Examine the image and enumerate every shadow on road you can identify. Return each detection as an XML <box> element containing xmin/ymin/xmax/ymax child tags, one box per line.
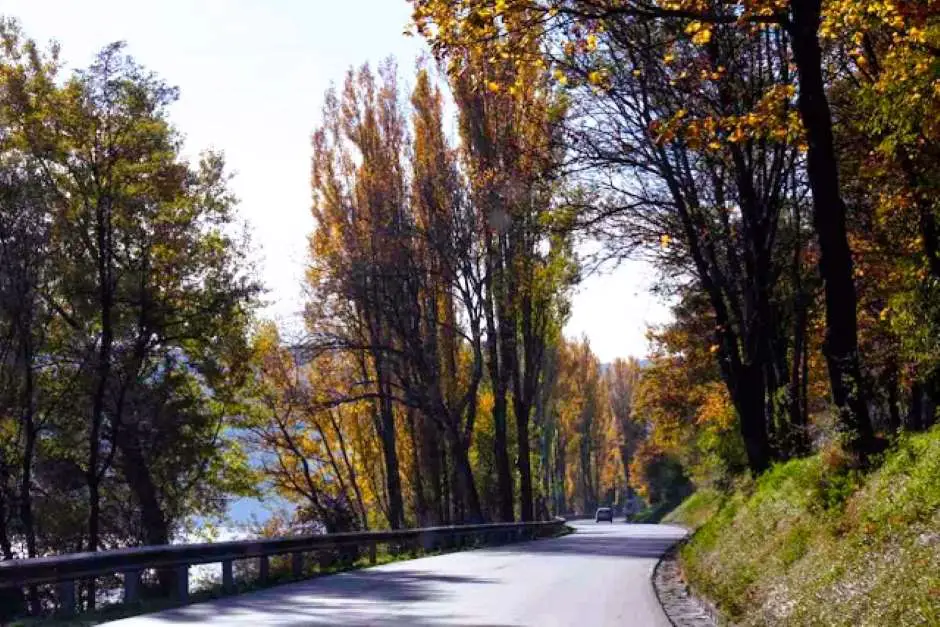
<box><xmin>122</xmin><ymin>524</ymin><xmax>684</xmax><ymax>626</ymax></box>
<box><xmin>137</xmin><ymin>569</ymin><xmax>510</xmax><ymax>626</ymax></box>
<box><xmin>487</xmin><ymin>524</ymin><xmax>686</xmax><ymax>559</ymax></box>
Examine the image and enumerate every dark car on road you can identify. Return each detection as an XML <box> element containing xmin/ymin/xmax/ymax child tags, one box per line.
<box><xmin>595</xmin><ymin>507</ymin><xmax>614</xmax><ymax>522</ymax></box>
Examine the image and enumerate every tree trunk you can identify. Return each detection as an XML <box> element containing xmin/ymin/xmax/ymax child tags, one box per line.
<box><xmin>513</xmin><ymin>292</ymin><xmax>539</xmax><ymax>523</ymax></box>
<box><xmin>789</xmin><ymin>0</ymin><xmax>876</xmax><ymax>459</ymax></box>
<box><xmin>886</xmin><ymin>363</ymin><xmax>902</xmax><ymax>433</ymax></box>
<box><xmin>514</xmin><ymin>394</ymin><xmax>534</xmax><ymax>522</ymax></box>
<box><xmin>380</xmin><ymin>390</ymin><xmax>404</xmax><ymax>530</ymax></box>
<box><xmin>733</xmin><ymin>363</ymin><xmax>773</xmax><ymax>473</ymax></box>
<box><xmin>86</xmin><ymin>196</ymin><xmax>116</xmax><ymax>610</ymax></box>
<box><xmin>19</xmin><ymin>328</ymin><xmax>40</xmax><ymax>614</ymax></box>
<box><xmin>923</xmin><ymin>370</ymin><xmax>940</xmax><ymax>429</ymax></box>
<box><xmin>406</xmin><ymin>409</ymin><xmax>428</xmax><ymax>526</ymax></box>
<box><xmin>907</xmin><ymin>382</ymin><xmax>924</xmax><ymax>431</ymax></box>
<box><xmin>485</xmin><ymin>239</ymin><xmax>514</xmax><ymax>522</ymax></box>
<box><xmin>788</xmin><ymin>297</ymin><xmax>810</xmax><ymax>452</ymax></box>
<box><xmin>439</xmin><ymin>445</ymin><xmax>450</xmax><ymax>525</ymax></box>
<box><xmin>119</xmin><ymin>429</ymin><xmax>177</xmax><ymax>595</ymax></box>
<box><xmin>448</xmin><ymin>428</ymin><xmax>483</xmax><ymax>523</ymax></box>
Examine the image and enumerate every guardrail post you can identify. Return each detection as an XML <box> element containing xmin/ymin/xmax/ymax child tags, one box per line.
<box><xmin>175</xmin><ymin>565</ymin><xmax>189</xmax><ymax>602</ymax></box>
<box><xmin>222</xmin><ymin>559</ymin><xmax>235</xmax><ymax>594</ymax></box>
<box><xmin>421</xmin><ymin>534</ymin><xmax>435</xmax><ymax>553</ymax></box>
<box><xmin>259</xmin><ymin>555</ymin><xmax>269</xmax><ymax>583</ymax></box>
<box><xmin>368</xmin><ymin>540</ymin><xmax>377</xmax><ymax>564</ymax></box>
<box><xmin>56</xmin><ymin>580</ymin><xmax>75</xmax><ymax>617</ymax></box>
<box><xmin>292</xmin><ymin>551</ymin><xmax>304</xmax><ymax>579</ymax></box>
<box><xmin>319</xmin><ymin>549</ymin><xmax>334</xmax><ymax>571</ymax></box>
<box><xmin>123</xmin><ymin>569</ymin><xmax>141</xmax><ymax>603</ymax></box>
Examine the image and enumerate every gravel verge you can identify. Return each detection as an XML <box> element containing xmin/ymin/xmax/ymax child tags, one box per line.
<box><xmin>653</xmin><ymin>542</ymin><xmax>721</xmax><ymax>626</ymax></box>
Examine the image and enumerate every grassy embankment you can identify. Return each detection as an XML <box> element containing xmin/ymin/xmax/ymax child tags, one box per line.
<box><xmin>664</xmin><ymin>425</ymin><xmax>940</xmax><ymax>626</ymax></box>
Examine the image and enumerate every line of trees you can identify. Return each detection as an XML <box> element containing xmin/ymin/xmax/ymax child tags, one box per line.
<box><xmin>0</xmin><ymin>19</ymin><xmax>639</xmax><ymax>613</ymax></box>
<box><xmin>412</xmin><ymin>0</ymin><xmax>940</xmax><ymax>486</ymax></box>
<box><xmin>240</xmin><ymin>59</ymin><xmax>637</xmax><ymax>533</ymax></box>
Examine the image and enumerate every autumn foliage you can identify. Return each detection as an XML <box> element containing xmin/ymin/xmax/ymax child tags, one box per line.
<box><xmin>2</xmin><ymin>0</ymin><xmax>940</xmax><ymax>618</ymax></box>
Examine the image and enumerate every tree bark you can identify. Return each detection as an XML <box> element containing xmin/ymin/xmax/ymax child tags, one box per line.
<box><xmin>379</xmin><ymin>380</ymin><xmax>404</xmax><ymax>529</ymax></box>
<box><xmin>514</xmin><ymin>394</ymin><xmax>534</xmax><ymax>522</ymax></box>
<box><xmin>86</xmin><ymin>196</ymin><xmax>115</xmax><ymax>610</ymax></box>
<box><xmin>734</xmin><ymin>364</ymin><xmax>773</xmax><ymax>473</ymax></box>
<box><xmin>448</xmin><ymin>427</ymin><xmax>484</xmax><ymax>523</ymax></box>
<box><xmin>485</xmin><ymin>237</ymin><xmax>514</xmax><ymax>522</ymax></box>
<box><xmin>906</xmin><ymin>382</ymin><xmax>924</xmax><ymax>431</ymax></box>
<box><xmin>788</xmin><ymin>0</ymin><xmax>877</xmax><ymax>458</ymax></box>
<box><xmin>17</xmin><ymin>321</ymin><xmax>40</xmax><ymax>614</ymax></box>
<box><xmin>118</xmin><ymin>428</ymin><xmax>179</xmax><ymax>595</ymax></box>
<box><xmin>885</xmin><ymin>362</ymin><xmax>901</xmax><ymax>433</ymax></box>
<box><xmin>406</xmin><ymin>408</ymin><xmax>428</xmax><ymax>525</ymax></box>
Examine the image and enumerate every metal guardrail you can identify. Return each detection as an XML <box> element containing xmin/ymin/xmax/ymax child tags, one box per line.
<box><xmin>0</xmin><ymin>517</ymin><xmax>566</xmax><ymax>617</ymax></box>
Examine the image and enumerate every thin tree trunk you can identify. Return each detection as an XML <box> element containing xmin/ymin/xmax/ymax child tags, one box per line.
<box><xmin>788</xmin><ymin>0</ymin><xmax>876</xmax><ymax>458</ymax></box>
<box><xmin>789</xmin><ymin>293</ymin><xmax>811</xmax><ymax>453</ymax></box>
<box><xmin>886</xmin><ymin>362</ymin><xmax>901</xmax><ymax>433</ymax></box>
<box><xmin>405</xmin><ymin>408</ymin><xmax>428</xmax><ymax>526</ymax></box>
<box><xmin>735</xmin><ymin>363</ymin><xmax>773</xmax><ymax>473</ymax></box>
<box><xmin>448</xmin><ymin>428</ymin><xmax>483</xmax><ymax>523</ymax></box>
<box><xmin>514</xmin><ymin>393</ymin><xmax>534</xmax><ymax>522</ymax></box>
<box><xmin>907</xmin><ymin>382</ymin><xmax>924</xmax><ymax>431</ymax></box>
<box><xmin>485</xmin><ymin>238</ymin><xmax>514</xmax><ymax>522</ymax></box>
<box><xmin>86</xmin><ymin>194</ymin><xmax>116</xmax><ymax>610</ymax></box>
<box><xmin>118</xmin><ymin>429</ymin><xmax>177</xmax><ymax>595</ymax></box>
<box><xmin>379</xmin><ymin>378</ymin><xmax>404</xmax><ymax>529</ymax></box>
<box><xmin>18</xmin><ymin>323</ymin><xmax>40</xmax><ymax>614</ymax></box>
<box><xmin>326</xmin><ymin>410</ymin><xmax>370</xmax><ymax>530</ymax></box>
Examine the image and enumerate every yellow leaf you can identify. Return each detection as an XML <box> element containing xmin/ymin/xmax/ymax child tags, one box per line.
<box><xmin>692</xmin><ymin>28</ymin><xmax>712</xmax><ymax>45</ymax></box>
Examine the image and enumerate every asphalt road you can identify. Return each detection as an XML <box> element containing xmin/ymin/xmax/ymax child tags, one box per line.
<box><xmin>105</xmin><ymin>521</ymin><xmax>688</xmax><ymax>627</ymax></box>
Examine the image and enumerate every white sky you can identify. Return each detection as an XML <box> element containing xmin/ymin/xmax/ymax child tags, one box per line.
<box><xmin>4</xmin><ymin>0</ymin><xmax>670</xmax><ymax>362</ymax></box>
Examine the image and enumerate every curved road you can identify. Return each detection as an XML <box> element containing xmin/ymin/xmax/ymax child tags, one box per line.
<box><xmin>106</xmin><ymin>521</ymin><xmax>687</xmax><ymax>627</ymax></box>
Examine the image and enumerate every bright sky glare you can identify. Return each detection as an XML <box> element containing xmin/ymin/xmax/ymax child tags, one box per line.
<box><xmin>5</xmin><ymin>0</ymin><xmax>671</xmax><ymax>363</ymax></box>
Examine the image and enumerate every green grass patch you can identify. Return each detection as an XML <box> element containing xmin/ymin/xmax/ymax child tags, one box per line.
<box><xmin>662</xmin><ymin>488</ymin><xmax>727</xmax><ymax>530</ymax></box>
<box><xmin>671</xmin><ymin>425</ymin><xmax>940</xmax><ymax>626</ymax></box>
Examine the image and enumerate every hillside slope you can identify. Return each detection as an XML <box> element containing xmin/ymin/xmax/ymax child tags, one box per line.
<box><xmin>665</xmin><ymin>426</ymin><xmax>940</xmax><ymax>626</ymax></box>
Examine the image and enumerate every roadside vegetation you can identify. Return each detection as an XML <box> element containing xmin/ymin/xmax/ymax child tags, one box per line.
<box><xmin>3</xmin><ymin>0</ymin><xmax>940</xmax><ymax>623</ymax></box>
<box><xmin>667</xmin><ymin>426</ymin><xmax>940</xmax><ymax>625</ymax></box>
